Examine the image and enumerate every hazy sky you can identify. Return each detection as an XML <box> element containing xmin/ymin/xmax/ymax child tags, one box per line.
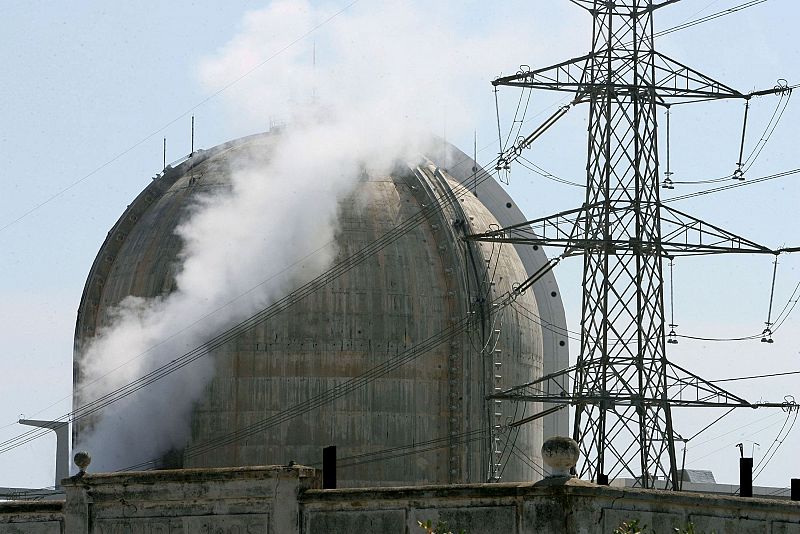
<box><xmin>1</xmin><ymin>0</ymin><xmax>798</xmax><ymax>490</ymax></box>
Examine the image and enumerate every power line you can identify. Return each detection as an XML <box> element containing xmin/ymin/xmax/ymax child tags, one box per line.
<box><xmin>675</xmin><ymin>333</ymin><xmax>761</xmax><ymax>342</ymax></box>
<box><xmin>728</xmin><ymin>408</ymin><xmax>796</xmax><ymax>495</ymax></box>
<box><xmin>673</xmin><ymin>279</ymin><xmax>800</xmax><ymax>342</ymax></box>
<box><xmin>332</xmin><ymin>429</ymin><xmax>488</xmax><ymax>470</ymax></box>
<box><xmin>497</xmin><ymin>2</ymin><xmax>781</xmax><ymax>197</ymax></box>
<box><xmin>742</xmin><ymin>90</ymin><xmax>792</xmax><ymax>171</ymax></box>
<box><xmin>1</xmin><ymin>142</ymin><xmax>470</xmax><ymax>432</ymax></box>
<box><xmin>669</xmin><ymin>87</ymin><xmax>789</xmax><ymax>185</ymax></box>
<box><xmin>509</xmin><ymin>442</ymin><xmax>549</xmax><ymax>479</ymax></box>
<box><xmin>664</xmin><ymin>168</ymin><xmax>800</xmax><ymax>203</ymax></box>
<box><xmin>117</xmin><ymin>250</ymin><xmax>566</xmax><ymax>471</ymax></box>
<box><xmin>753</xmin><ymin>410</ymin><xmax>798</xmax><ymax>481</ymax></box>
<box><xmin>483</xmin><ymin>0</ymin><xmax>799</xmax><ymax>490</ymax></box>
<box><xmin>517</xmin><ymin>156</ymin><xmax>584</xmax><ymax>188</ymax></box>
<box><xmin>511</xmin><ymin>300</ymin><xmax>581</xmax><ymax>342</ymax></box>
<box><xmin>8</xmin><ymin>0</ymin><xmax>781</xmax><ymax>477</ymax></box>
<box><xmin>689</xmin><ymin>412</ymin><xmax>780</xmax><ymax>449</ymax></box>
<box><xmin>0</xmin><ymin>0</ymin><xmax>362</xmax><ymax>235</ymax></box>
<box><xmin>687</xmin><ymin>417</ymin><xmax>784</xmax><ymax>464</ymax></box>
<box><xmin>711</xmin><ymin>369</ymin><xmax>800</xmax><ymax>383</ymax></box>
<box><xmin>653</xmin><ymin>0</ymin><xmax>768</xmax><ymax>39</ymax></box>
<box><xmin>176</xmin><ymin>318</ymin><xmax>475</xmax><ymax>464</ymax></box>
<box><xmin>0</xmin><ymin>148</ymin><xmax>533</xmax><ymax>457</ymax></box>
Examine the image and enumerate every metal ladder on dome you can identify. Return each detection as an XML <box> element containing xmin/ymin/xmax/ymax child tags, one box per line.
<box><xmin>490</xmin><ymin>337</ymin><xmax>504</xmax><ymax>482</ymax></box>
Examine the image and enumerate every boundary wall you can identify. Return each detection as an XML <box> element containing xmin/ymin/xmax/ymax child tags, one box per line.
<box><xmin>2</xmin><ymin>466</ymin><xmax>799</xmax><ymax>533</ymax></box>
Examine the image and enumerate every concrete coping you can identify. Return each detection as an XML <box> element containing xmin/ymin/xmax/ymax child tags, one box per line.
<box><xmin>532</xmin><ymin>476</ymin><xmax>596</xmax><ymax>488</ymax></box>
<box><xmin>301</xmin><ymin>479</ymin><xmax>800</xmax><ymax>513</ymax></box>
<box><xmin>61</xmin><ymin>464</ymin><xmax>317</xmax><ymax>487</ymax></box>
<box><xmin>302</xmin><ymin>480</ymin><xmax>595</xmax><ymax>501</ymax></box>
<box><xmin>0</xmin><ymin>501</ymin><xmax>64</xmax><ymax>512</ymax></box>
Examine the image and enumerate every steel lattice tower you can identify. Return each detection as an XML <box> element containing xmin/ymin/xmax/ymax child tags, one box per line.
<box><xmin>469</xmin><ymin>0</ymin><xmax>796</xmax><ymax>489</ymax></box>
<box><xmin>575</xmin><ymin>0</ymin><xmax>676</xmax><ymax>488</ymax></box>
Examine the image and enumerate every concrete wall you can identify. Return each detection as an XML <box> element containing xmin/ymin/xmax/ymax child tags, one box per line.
<box><xmin>4</xmin><ymin>467</ymin><xmax>799</xmax><ymax>533</ymax></box>
<box><xmin>0</xmin><ymin>501</ymin><xmax>63</xmax><ymax>534</ymax></box>
<box><xmin>301</xmin><ymin>479</ymin><xmax>800</xmax><ymax>533</ymax></box>
<box><xmin>61</xmin><ymin>465</ymin><xmax>319</xmax><ymax>534</ymax></box>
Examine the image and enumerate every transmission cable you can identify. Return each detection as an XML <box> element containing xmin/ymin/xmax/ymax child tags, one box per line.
<box><xmin>0</xmin><ymin>150</ymin><xmax>511</xmax><ymax>454</ymax></box>
<box><xmin>752</xmin><ymin>407</ymin><xmax>798</xmax><ymax>481</ymax></box>
<box><xmin>689</xmin><ymin>412</ymin><xmax>781</xmax><ymax>450</ymax></box>
<box><xmin>330</xmin><ymin>429</ymin><xmax>489</xmax><ymax>470</ymax></box>
<box><xmin>711</xmin><ymin>369</ymin><xmax>800</xmax><ymax>384</ymax></box>
<box><xmin>10</xmin><ymin>0</ymin><xmax>780</xmax><ymax>457</ymax></box>
<box><xmin>665</xmin><ymin>89</ymin><xmax>789</xmax><ymax>186</ymax></box>
<box><xmin>509</xmin><ymin>442</ymin><xmax>548</xmax><ymax>479</ymax></box>
<box><xmin>652</xmin><ymin>0</ymin><xmax>768</xmax><ymax>40</ymax></box>
<box><xmin>674</xmin><ymin>333</ymin><xmax>761</xmax><ymax>342</ymax></box>
<box><xmin>511</xmin><ymin>300</ymin><xmax>581</xmax><ymax>342</ymax></box>
<box><xmin>123</xmin><ymin>293</ymin><xmax>518</xmax><ymax>470</ymax></box>
<box><xmin>742</xmin><ymin>90</ymin><xmax>792</xmax><ymax>172</ymax></box>
<box><xmin>517</xmin><ymin>156</ymin><xmax>584</xmax><ymax>188</ymax></box>
<box><xmin>494</xmin><ymin>1</ymin><xmax>774</xmax><ymax>191</ymax></box>
<box><xmin>663</xmin><ymin>167</ymin><xmax>800</xmax><ymax>203</ymax></box>
<box><xmin>119</xmin><ymin>313</ymin><xmax>475</xmax><ymax>469</ymax></box>
<box><xmin>674</xmin><ymin>275</ymin><xmax>800</xmax><ymax>343</ymax></box>
<box><xmin>0</xmin><ymin>142</ymin><xmax>496</xmax><ymax>434</ymax></box>
<box><xmin>119</xmin><ymin>250</ymin><xmax>567</xmax><ymax>471</ymax></box>
<box><xmin>3</xmin><ymin>136</ymin><xmax>549</xmax><ymax>455</ymax></box>
<box><xmin>0</xmin><ymin>0</ymin><xmax>362</xmax><ymax>235</ymax></box>
<box><xmin>769</xmin><ymin>282</ymin><xmax>800</xmax><ymax>333</ymax></box>
<box><xmin>503</xmin><ymin>87</ymin><xmax>533</xmax><ymax>151</ymax></box>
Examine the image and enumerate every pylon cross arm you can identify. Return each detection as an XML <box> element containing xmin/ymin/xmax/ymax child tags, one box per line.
<box><xmin>466</xmin><ymin>201</ymin><xmax>780</xmax><ymax>257</ymax></box>
<box><xmin>651</xmin><ymin>52</ymin><xmax>745</xmax><ymax>103</ymax></box>
<box><xmin>659</xmin><ymin>204</ymin><xmax>776</xmax><ymax>255</ymax></box>
<box><xmin>492</xmin><ymin>53</ymin><xmax>592</xmax><ymax>95</ymax></box>
<box><xmin>567</xmin><ymin>0</ymin><xmax>682</xmax><ymax>14</ymax></box>
<box><xmin>492</xmin><ymin>49</ymin><xmax>748</xmax><ymax>106</ymax></box>
<box><xmin>491</xmin><ymin>358</ymin><xmax>760</xmax><ymax>410</ymax></box>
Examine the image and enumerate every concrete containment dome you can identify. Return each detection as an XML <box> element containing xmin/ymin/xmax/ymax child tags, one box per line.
<box><xmin>73</xmin><ymin>131</ymin><xmax>568</xmax><ymax>486</ymax></box>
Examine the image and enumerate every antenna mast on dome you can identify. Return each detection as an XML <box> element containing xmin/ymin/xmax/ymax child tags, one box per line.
<box><xmin>468</xmin><ymin>0</ymin><xmax>798</xmax><ymax>490</ymax></box>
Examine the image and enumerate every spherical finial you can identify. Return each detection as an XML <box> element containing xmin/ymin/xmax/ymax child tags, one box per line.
<box><xmin>541</xmin><ymin>436</ymin><xmax>579</xmax><ymax>477</ymax></box>
<box><xmin>74</xmin><ymin>451</ymin><xmax>91</xmax><ymax>474</ymax></box>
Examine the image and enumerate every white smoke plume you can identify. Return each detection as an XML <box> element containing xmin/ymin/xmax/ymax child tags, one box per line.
<box><xmin>75</xmin><ymin>0</ymin><xmax>547</xmax><ymax>471</ymax></box>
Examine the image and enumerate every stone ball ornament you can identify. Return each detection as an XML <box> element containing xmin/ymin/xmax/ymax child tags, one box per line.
<box><xmin>541</xmin><ymin>436</ymin><xmax>579</xmax><ymax>477</ymax></box>
<box><xmin>74</xmin><ymin>450</ymin><xmax>91</xmax><ymax>474</ymax></box>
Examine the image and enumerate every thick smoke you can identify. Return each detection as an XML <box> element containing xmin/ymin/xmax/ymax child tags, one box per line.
<box><xmin>76</xmin><ymin>0</ymin><xmax>534</xmax><ymax>470</ymax></box>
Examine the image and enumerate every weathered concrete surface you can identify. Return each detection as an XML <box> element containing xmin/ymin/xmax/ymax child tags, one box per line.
<box><xmin>73</xmin><ymin>132</ymin><xmax>552</xmax><ymax>486</ymax></box>
<box><xmin>0</xmin><ymin>501</ymin><xmax>63</xmax><ymax>534</ymax></box>
<box><xmin>429</xmin><ymin>141</ymin><xmax>570</xmax><ymax>440</ymax></box>
<box><xmin>61</xmin><ymin>465</ymin><xmax>319</xmax><ymax>534</ymax></box>
<box><xmin>5</xmin><ymin>467</ymin><xmax>800</xmax><ymax>533</ymax></box>
<box><xmin>613</xmin><ymin>476</ymin><xmax>797</xmax><ymax>501</ymax></box>
<box><xmin>301</xmin><ymin>479</ymin><xmax>800</xmax><ymax>533</ymax></box>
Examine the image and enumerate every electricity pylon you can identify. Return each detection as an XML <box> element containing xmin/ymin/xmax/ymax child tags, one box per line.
<box><xmin>470</xmin><ymin>0</ymin><xmax>795</xmax><ymax>489</ymax></box>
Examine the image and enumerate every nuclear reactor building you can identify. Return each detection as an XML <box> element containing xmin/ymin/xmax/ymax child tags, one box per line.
<box><xmin>73</xmin><ymin>131</ymin><xmax>568</xmax><ymax>487</ymax></box>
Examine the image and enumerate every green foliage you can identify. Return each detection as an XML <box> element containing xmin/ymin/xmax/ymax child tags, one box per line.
<box><xmin>417</xmin><ymin>519</ymin><xmax>466</xmax><ymax>534</ymax></box>
<box><xmin>613</xmin><ymin>519</ymin><xmax>713</xmax><ymax>534</ymax></box>
<box><xmin>614</xmin><ymin>519</ymin><xmax>648</xmax><ymax>534</ymax></box>
<box><xmin>673</xmin><ymin>523</ymin><xmax>714</xmax><ymax>534</ymax></box>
